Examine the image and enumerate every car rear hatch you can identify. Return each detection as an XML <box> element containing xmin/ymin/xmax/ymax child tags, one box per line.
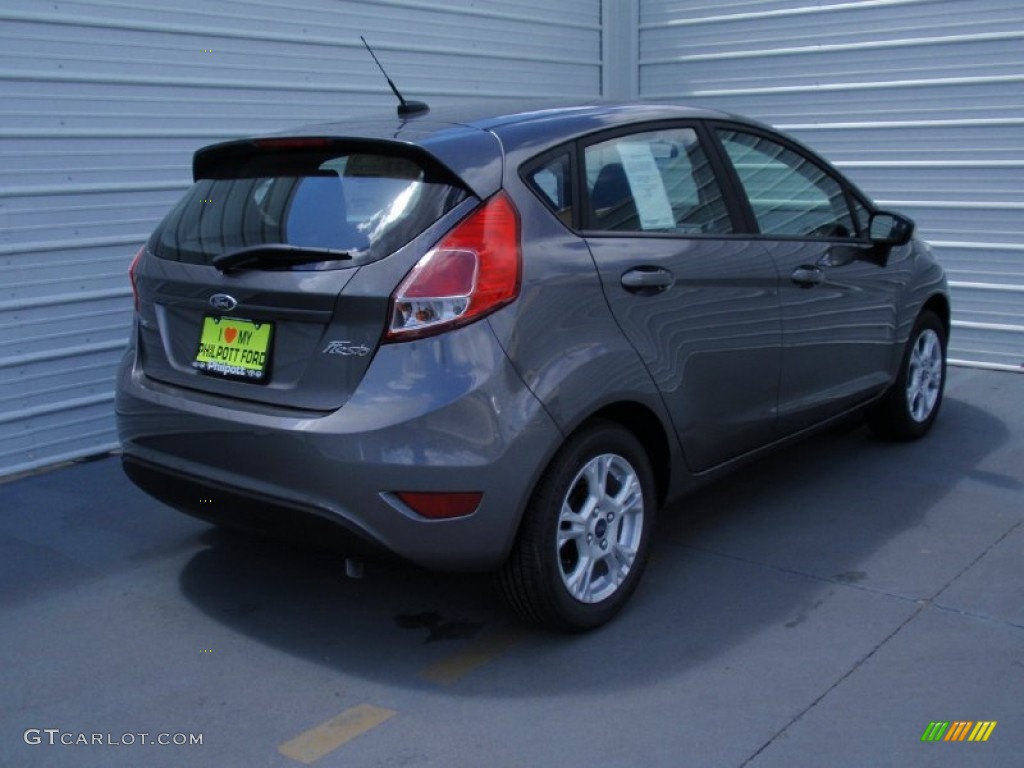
<box><xmin>132</xmin><ymin>136</ymin><xmax>479</xmax><ymax>411</ymax></box>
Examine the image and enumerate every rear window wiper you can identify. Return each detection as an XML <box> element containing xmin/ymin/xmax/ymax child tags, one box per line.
<box><xmin>212</xmin><ymin>244</ymin><xmax>354</xmax><ymax>272</ymax></box>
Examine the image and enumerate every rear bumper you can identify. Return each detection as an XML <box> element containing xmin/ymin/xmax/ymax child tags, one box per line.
<box><xmin>116</xmin><ymin>321</ymin><xmax>562</xmax><ymax>571</ymax></box>
<box><xmin>122</xmin><ymin>454</ymin><xmax>390</xmax><ymax>559</ymax></box>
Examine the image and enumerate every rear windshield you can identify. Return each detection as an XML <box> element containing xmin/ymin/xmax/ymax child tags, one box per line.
<box><xmin>150</xmin><ymin>147</ymin><xmax>468</xmax><ymax>269</ymax></box>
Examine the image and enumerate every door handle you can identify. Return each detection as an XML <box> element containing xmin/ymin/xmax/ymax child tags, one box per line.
<box><xmin>621</xmin><ymin>267</ymin><xmax>675</xmax><ymax>294</ymax></box>
<box><xmin>791</xmin><ymin>266</ymin><xmax>824</xmax><ymax>287</ymax></box>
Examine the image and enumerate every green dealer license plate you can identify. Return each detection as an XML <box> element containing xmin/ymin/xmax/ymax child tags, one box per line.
<box><xmin>193</xmin><ymin>316</ymin><xmax>273</xmax><ymax>381</ymax></box>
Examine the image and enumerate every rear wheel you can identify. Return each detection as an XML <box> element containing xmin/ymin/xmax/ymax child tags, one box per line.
<box><xmin>866</xmin><ymin>310</ymin><xmax>946</xmax><ymax>440</ymax></box>
<box><xmin>498</xmin><ymin>422</ymin><xmax>656</xmax><ymax>632</ymax></box>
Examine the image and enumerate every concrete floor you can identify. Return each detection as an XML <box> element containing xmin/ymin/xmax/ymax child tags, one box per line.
<box><xmin>1</xmin><ymin>366</ymin><xmax>1021</xmax><ymax>767</ymax></box>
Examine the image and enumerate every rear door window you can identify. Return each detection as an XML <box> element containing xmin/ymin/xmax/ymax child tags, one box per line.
<box><xmin>583</xmin><ymin>128</ymin><xmax>733</xmax><ymax>235</ymax></box>
<box><xmin>152</xmin><ymin>148</ymin><xmax>467</xmax><ymax>268</ymax></box>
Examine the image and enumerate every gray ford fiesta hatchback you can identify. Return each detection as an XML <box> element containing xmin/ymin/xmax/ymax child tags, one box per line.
<box><xmin>116</xmin><ymin>102</ymin><xmax>950</xmax><ymax>631</ymax></box>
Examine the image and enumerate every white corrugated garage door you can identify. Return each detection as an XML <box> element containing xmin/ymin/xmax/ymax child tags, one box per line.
<box><xmin>0</xmin><ymin>0</ymin><xmax>603</xmax><ymax>477</ymax></box>
<box><xmin>638</xmin><ymin>0</ymin><xmax>1024</xmax><ymax>372</ymax></box>
<box><xmin>4</xmin><ymin>0</ymin><xmax>1020</xmax><ymax>478</ymax></box>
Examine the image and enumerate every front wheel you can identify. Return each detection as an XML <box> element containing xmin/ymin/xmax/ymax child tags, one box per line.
<box><xmin>866</xmin><ymin>309</ymin><xmax>947</xmax><ymax>440</ymax></box>
<box><xmin>498</xmin><ymin>421</ymin><xmax>656</xmax><ymax>632</ymax></box>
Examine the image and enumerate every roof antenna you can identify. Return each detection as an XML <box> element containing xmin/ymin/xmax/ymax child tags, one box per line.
<box><xmin>360</xmin><ymin>36</ymin><xmax>429</xmax><ymax>119</ymax></box>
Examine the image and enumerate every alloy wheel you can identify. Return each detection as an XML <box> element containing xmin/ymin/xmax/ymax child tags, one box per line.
<box><xmin>906</xmin><ymin>328</ymin><xmax>943</xmax><ymax>423</ymax></box>
<box><xmin>556</xmin><ymin>453</ymin><xmax>645</xmax><ymax>604</ymax></box>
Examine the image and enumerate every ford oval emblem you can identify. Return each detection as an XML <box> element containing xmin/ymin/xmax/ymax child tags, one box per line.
<box><xmin>209</xmin><ymin>293</ymin><xmax>238</xmax><ymax>311</ymax></box>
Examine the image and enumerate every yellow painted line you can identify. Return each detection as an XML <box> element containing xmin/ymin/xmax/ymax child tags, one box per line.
<box><xmin>419</xmin><ymin>628</ymin><xmax>526</xmax><ymax>685</ymax></box>
<box><xmin>278</xmin><ymin>704</ymin><xmax>396</xmax><ymax>765</ymax></box>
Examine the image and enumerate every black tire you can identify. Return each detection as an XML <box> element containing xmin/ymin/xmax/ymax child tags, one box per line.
<box><xmin>866</xmin><ymin>310</ymin><xmax>947</xmax><ymax>440</ymax></box>
<box><xmin>498</xmin><ymin>421</ymin><xmax>656</xmax><ymax>632</ymax></box>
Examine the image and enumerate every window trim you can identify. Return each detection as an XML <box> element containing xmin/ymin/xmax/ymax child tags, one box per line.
<box><xmin>517</xmin><ymin>118</ymin><xmax>883</xmax><ymax>244</ymax></box>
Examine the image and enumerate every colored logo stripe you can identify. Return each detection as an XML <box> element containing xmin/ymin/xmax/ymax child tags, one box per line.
<box><xmin>944</xmin><ymin>721</ymin><xmax>973</xmax><ymax>741</ymax></box>
<box><xmin>969</xmin><ymin>721</ymin><xmax>997</xmax><ymax>742</ymax></box>
<box><xmin>921</xmin><ymin>722</ymin><xmax>949</xmax><ymax>741</ymax></box>
<box><xmin>921</xmin><ymin>721</ymin><xmax>996</xmax><ymax>742</ymax></box>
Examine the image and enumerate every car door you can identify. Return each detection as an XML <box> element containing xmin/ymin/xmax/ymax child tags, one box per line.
<box><xmin>579</xmin><ymin>125</ymin><xmax>783</xmax><ymax>473</ymax></box>
<box><xmin>713</xmin><ymin>126</ymin><xmax>904</xmax><ymax>434</ymax></box>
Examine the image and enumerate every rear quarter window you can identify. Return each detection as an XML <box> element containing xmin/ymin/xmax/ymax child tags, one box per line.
<box><xmin>523</xmin><ymin>151</ymin><xmax>574</xmax><ymax>229</ymax></box>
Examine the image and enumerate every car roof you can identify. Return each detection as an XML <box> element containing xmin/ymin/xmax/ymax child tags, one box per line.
<box><xmin>196</xmin><ymin>101</ymin><xmax>753</xmax><ymax>200</ymax></box>
<box><xmin>282</xmin><ymin>101</ymin><xmax>738</xmax><ymax>144</ymax></box>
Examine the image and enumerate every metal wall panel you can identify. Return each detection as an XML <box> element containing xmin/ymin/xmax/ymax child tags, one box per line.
<box><xmin>7</xmin><ymin>0</ymin><xmax>1019</xmax><ymax>477</ymax></box>
<box><xmin>0</xmin><ymin>0</ymin><xmax>603</xmax><ymax>477</ymax></box>
<box><xmin>639</xmin><ymin>0</ymin><xmax>1024</xmax><ymax>372</ymax></box>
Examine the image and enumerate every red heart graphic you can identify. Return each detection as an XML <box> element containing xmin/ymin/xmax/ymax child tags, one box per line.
<box><xmin>224</xmin><ymin>327</ymin><xmax>237</xmax><ymax>343</ymax></box>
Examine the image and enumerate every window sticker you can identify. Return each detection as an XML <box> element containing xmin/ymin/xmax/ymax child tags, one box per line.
<box><xmin>615</xmin><ymin>142</ymin><xmax>676</xmax><ymax>230</ymax></box>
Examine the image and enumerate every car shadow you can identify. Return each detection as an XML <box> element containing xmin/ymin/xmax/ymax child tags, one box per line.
<box><xmin>177</xmin><ymin>392</ymin><xmax>1011</xmax><ymax>695</ymax></box>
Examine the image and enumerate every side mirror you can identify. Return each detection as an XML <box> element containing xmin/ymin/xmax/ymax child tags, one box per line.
<box><xmin>869</xmin><ymin>211</ymin><xmax>914</xmax><ymax>246</ymax></box>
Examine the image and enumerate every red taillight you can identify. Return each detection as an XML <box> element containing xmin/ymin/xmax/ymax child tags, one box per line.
<box><xmin>395</xmin><ymin>492</ymin><xmax>483</xmax><ymax>520</ymax></box>
<box><xmin>386</xmin><ymin>191</ymin><xmax>521</xmax><ymax>341</ymax></box>
<box><xmin>128</xmin><ymin>246</ymin><xmax>144</xmax><ymax>312</ymax></box>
